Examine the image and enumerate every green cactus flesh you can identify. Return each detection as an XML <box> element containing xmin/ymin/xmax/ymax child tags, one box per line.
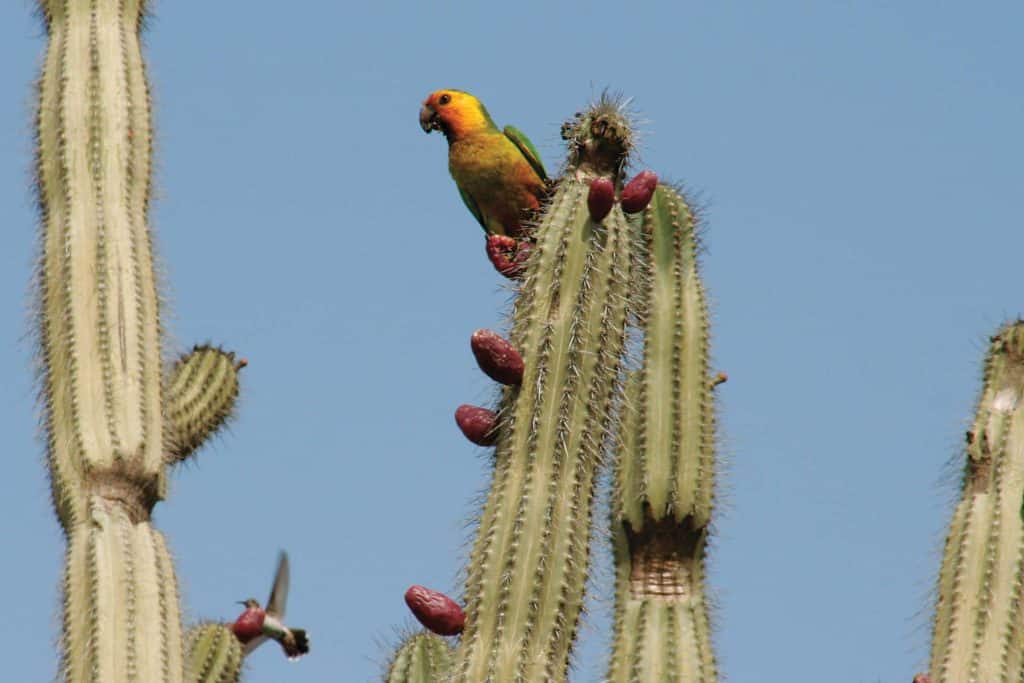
<box><xmin>929</xmin><ymin>321</ymin><xmax>1024</xmax><ymax>682</ymax></box>
<box><xmin>620</xmin><ymin>185</ymin><xmax>714</xmax><ymax>530</ymax></box>
<box><xmin>452</xmin><ymin>102</ymin><xmax>634</xmax><ymax>683</ymax></box>
<box><xmin>36</xmin><ymin>0</ymin><xmax>164</xmax><ymax>530</ymax></box>
<box><xmin>34</xmin><ymin>3</ymin><xmax>244</xmax><ymax>681</ymax></box>
<box><xmin>608</xmin><ymin>184</ymin><xmax>717</xmax><ymax>681</ymax></box>
<box><xmin>185</xmin><ymin>623</ymin><xmax>245</xmax><ymax>683</ymax></box>
<box><xmin>62</xmin><ymin>497</ymin><xmax>184</xmax><ymax>681</ymax></box>
<box><xmin>385</xmin><ymin>632</ymin><xmax>453</xmax><ymax>683</ymax></box>
<box><xmin>167</xmin><ymin>346</ymin><xmax>244</xmax><ymax>464</ymax></box>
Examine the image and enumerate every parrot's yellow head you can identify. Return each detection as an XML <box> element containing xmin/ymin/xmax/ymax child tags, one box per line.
<box><xmin>420</xmin><ymin>89</ymin><xmax>495</xmax><ymax>141</ymax></box>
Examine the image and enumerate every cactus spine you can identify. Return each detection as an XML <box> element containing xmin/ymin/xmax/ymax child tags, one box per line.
<box><xmin>34</xmin><ymin>3</ymin><xmax>243</xmax><ymax>681</ymax></box>
<box><xmin>608</xmin><ymin>185</ymin><xmax>717</xmax><ymax>681</ymax></box>
<box><xmin>386</xmin><ymin>633</ymin><xmax>453</xmax><ymax>683</ymax></box>
<box><xmin>452</xmin><ymin>101</ymin><xmax>634</xmax><ymax>682</ymax></box>
<box><xmin>928</xmin><ymin>321</ymin><xmax>1024</xmax><ymax>682</ymax></box>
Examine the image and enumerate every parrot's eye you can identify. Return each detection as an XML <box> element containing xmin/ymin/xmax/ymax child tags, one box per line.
<box><xmin>439</xmin><ymin>93</ymin><xmax>452</xmax><ymax>105</ymax></box>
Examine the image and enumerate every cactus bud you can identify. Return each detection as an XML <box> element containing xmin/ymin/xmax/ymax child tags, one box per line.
<box><xmin>471</xmin><ymin>329</ymin><xmax>524</xmax><ymax>386</ymax></box>
<box><xmin>587</xmin><ymin>177</ymin><xmax>615</xmax><ymax>222</ymax></box>
<box><xmin>455</xmin><ymin>404</ymin><xmax>498</xmax><ymax>446</ymax></box>
<box><xmin>620</xmin><ymin>170</ymin><xmax>658</xmax><ymax>213</ymax></box>
<box><xmin>486</xmin><ymin>235</ymin><xmax>531</xmax><ymax>279</ymax></box>
<box><xmin>404</xmin><ymin>585</ymin><xmax>465</xmax><ymax>636</ymax></box>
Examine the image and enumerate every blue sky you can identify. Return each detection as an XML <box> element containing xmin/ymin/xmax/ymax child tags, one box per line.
<box><xmin>2</xmin><ymin>2</ymin><xmax>1022</xmax><ymax>681</ymax></box>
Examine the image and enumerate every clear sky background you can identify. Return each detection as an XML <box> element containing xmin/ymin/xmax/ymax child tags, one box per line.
<box><xmin>2</xmin><ymin>2</ymin><xmax>1022</xmax><ymax>681</ymax></box>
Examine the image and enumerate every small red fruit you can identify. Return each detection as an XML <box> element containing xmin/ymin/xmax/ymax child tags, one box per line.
<box><xmin>587</xmin><ymin>177</ymin><xmax>615</xmax><ymax>222</ymax></box>
<box><xmin>486</xmin><ymin>235</ymin><xmax>531</xmax><ymax>279</ymax></box>
<box><xmin>620</xmin><ymin>170</ymin><xmax>658</xmax><ymax>213</ymax></box>
<box><xmin>912</xmin><ymin>676</ymin><xmax>931</xmax><ymax>683</ymax></box>
<box><xmin>471</xmin><ymin>329</ymin><xmax>524</xmax><ymax>386</ymax></box>
<box><xmin>404</xmin><ymin>585</ymin><xmax>465</xmax><ymax>636</ymax></box>
<box><xmin>455</xmin><ymin>404</ymin><xmax>498</xmax><ymax>446</ymax></box>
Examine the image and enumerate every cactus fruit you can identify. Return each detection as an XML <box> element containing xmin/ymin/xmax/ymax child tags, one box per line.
<box><xmin>404</xmin><ymin>586</ymin><xmax>466</xmax><ymax>636</ymax></box>
<box><xmin>185</xmin><ymin>623</ymin><xmax>244</xmax><ymax>683</ymax></box>
<box><xmin>386</xmin><ymin>632</ymin><xmax>453</xmax><ymax>683</ymax></box>
<box><xmin>620</xmin><ymin>170</ymin><xmax>659</xmax><ymax>214</ymax></box>
<box><xmin>455</xmin><ymin>404</ymin><xmax>499</xmax><ymax>446</ymax></box>
<box><xmin>587</xmin><ymin>177</ymin><xmax>615</xmax><ymax>222</ymax></box>
<box><xmin>450</xmin><ymin>96</ymin><xmax>634</xmax><ymax>682</ymax></box>
<box><xmin>927</xmin><ymin>321</ymin><xmax>1024</xmax><ymax>682</ymax></box>
<box><xmin>470</xmin><ymin>329</ymin><xmax>525</xmax><ymax>386</ymax></box>
<box><xmin>486</xmin><ymin>234</ymin><xmax>532</xmax><ymax>279</ymax></box>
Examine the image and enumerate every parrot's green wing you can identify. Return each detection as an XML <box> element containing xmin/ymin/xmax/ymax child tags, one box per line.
<box><xmin>457</xmin><ymin>184</ymin><xmax>487</xmax><ymax>232</ymax></box>
<box><xmin>503</xmin><ymin>125</ymin><xmax>548</xmax><ymax>182</ymax></box>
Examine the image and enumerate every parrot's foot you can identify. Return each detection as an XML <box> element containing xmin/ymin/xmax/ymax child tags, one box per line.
<box><xmin>486</xmin><ymin>234</ymin><xmax>532</xmax><ymax>279</ymax></box>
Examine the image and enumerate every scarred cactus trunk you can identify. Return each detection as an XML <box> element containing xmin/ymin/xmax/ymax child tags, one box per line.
<box><xmin>608</xmin><ymin>184</ymin><xmax>718</xmax><ymax>681</ymax></box>
<box><xmin>927</xmin><ymin>321</ymin><xmax>1024</xmax><ymax>682</ymax></box>
<box><xmin>34</xmin><ymin>3</ymin><xmax>245</xmax><ymax>681</ymax></box>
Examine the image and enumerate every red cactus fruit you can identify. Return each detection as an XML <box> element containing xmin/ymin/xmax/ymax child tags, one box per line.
<box><xmin>587</xmin><ymin>177</ymin><xmax>615</xmax><ymax>222</ymax></box>
<box><xmin>912</xmin><ymin>676</ymin><xmax>931</xmax><ymax>683</ymax></box>
<box><xmin>404</xmin><ymin>585</ymin><xmax>465</xmax><ymax>636</ymax></box>
<box><xmin>620</xmin><ymin>170</ymin><xmax>658</xmax><ymax>213</ymax></box>
<box><xmin>486</xmin><ymin>234</ymin><xmax>531</xmax><ymax>279</ymax></box>
<box><xmin>471</xmin><ymin>329</ymin><xmax>524</xmax><ymax>386</ymax></box>
<box><xmin>455</xmin><ymin>404</ymin><xmax>498</xmax><ymax>446</ymax></box>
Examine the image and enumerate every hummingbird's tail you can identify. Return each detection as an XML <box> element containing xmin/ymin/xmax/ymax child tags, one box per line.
<box><xmin>284</xmin><ymin>628</ymin><xmax>310</xmax><ymax>659</ymax></box>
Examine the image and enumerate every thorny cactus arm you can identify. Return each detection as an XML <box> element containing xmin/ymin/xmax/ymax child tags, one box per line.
<box><xmin>608</xmin><ymin>185</ymin><xmax>718</xmax><ymax>682</ymax></box>
<box><xmin>451</xmin><ymin>100</ymin><xmax>634</xmax><ymax>683</ymax></box>
<box><xmin>166</xmin><ymin>345</ymin><xmax>244</xmax><ymax>464</ymax></box>
<box><xmin>34</xmin><ymin>2</ymin><xmax>248</xmax><ymax>681</ymax></box>
<box><xmin>928</xmin><ymin>321</ymin><xmax>1024</xmax><ymax>682</ymax></box>
<box><xmin>386</xmin><ymin>633</ymin><xmax>453</xmax><ymax>683</ymax></box>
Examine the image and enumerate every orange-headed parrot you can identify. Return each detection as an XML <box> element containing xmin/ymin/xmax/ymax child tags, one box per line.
<box><xmin>420</xmin><ymin>89</ymin><xmax>548</xmax><ymax>240</ymax></box>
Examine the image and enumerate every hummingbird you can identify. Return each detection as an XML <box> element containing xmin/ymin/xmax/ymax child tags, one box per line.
<box><xmin>230</xmin><ymin>551</ymin><xmax>310</xmax><ymax>660</ymax></box>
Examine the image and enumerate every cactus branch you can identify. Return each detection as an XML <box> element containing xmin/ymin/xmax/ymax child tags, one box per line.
<box><xmin>928</xmin><ymin>321</ymin><xmax>1024</xmax><ymax>682</ymax></box>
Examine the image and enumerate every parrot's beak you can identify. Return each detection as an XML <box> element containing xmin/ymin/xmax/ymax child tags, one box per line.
<box><xmin>419</xmin><ymin>104</ymin><xmax>440</xmax><ymax>133</ymax></box>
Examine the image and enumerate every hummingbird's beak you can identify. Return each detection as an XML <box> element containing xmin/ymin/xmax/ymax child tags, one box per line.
<box><xmin>419</xmin><ymin>104</ymin><xmax>440</xmax><ymax>133</ymax></box>
<box><xmin>236</xmin><ymin>600</ymin><xmax>248</xmax><ymax>606</ymax></box>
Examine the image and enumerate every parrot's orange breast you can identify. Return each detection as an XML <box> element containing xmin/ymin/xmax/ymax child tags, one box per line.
<box><xmin>449</xmin><ymin>132</ymin><xmax>546</xmax><ymax>238</ymax></box>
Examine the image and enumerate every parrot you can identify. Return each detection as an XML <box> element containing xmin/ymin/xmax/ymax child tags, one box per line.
<box><xmin>419</xmin><ymin>89</ymin><xmax>549</xmax><ymax>240</ymax></box>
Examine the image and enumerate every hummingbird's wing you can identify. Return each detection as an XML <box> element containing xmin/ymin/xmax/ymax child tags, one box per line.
<box><xmin>266</xmin><ymin>551</ymin><xmax>290</xmax><ymax>618</ymax></box>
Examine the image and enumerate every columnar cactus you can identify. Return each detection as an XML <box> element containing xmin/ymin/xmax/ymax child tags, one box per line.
<box><xmin>927</xmin><ymin>321</ymin><xmax>1024</xmax><ymax>682</ymax></box>
<box><xmin>608</xmin><ymin>184</ymin><xmax>717</xmax><ymax>681</ymax></box>
<box><xmin>394</xmin><ymin>96</ymin><xmax>725</xmax><ymax>681</ymax></box>
<box><xmin>34</xmin><ymin>3</ymin><xmax>245</xmax><ymax>681</ymax></box>
<box><xmin>452</xmin><ymin>100</ymin><xmax>634</xmax><ymax>682</ymax></box>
